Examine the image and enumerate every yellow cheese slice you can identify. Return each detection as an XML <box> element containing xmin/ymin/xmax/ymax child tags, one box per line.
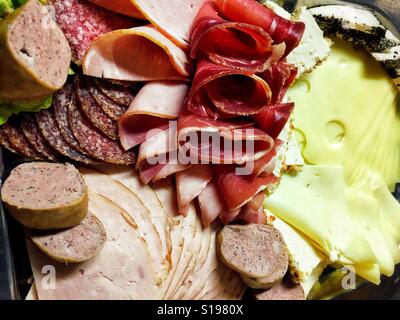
<box><xmin>287</xmin><ymin>38</ymin><xmax>400</xmax><ymax>191</ymax></box>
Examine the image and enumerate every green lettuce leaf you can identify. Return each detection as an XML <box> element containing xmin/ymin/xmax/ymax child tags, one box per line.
<box><xmin>0</xmin><ymin>96</ymin><xmax>53</xmax><ymax>125</ymax></box>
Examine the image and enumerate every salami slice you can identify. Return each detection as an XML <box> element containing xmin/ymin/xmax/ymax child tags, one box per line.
<box><xmin>35</xmin><ymin>109</ymin><xmax>94</xmax><ymax>164</ymax></box>
<box><xmin>68</xmin><ymin>90</ymin><xmax>136</xmax><ymax>165</ymax></box>
<box><xmin>0</xmin><ymin>126</ymin><xmax>18</xmax><ymax>154</ymax></box>
<box><xmin>74</xmin><ymin>75</ymin><xmax>118</xmax><ymax>140</ymax></box>
<box><xmin>1</xmin><ymin>119</ymin><xmax>45</xmax><ymax>160</ymax></box>
<box><xmin>53</xmin><ymin>83</ymin><xmax>89</xmax><ymax>155</ymax></box>
<box><xmin>51</xmin><ymin>0</ymin><xmax>136</xmax><ymax>64</ymax></box>
<box><xmin>87</xmin><ymin>78</ymin><xmax>128</xmax><ymax>121</ymax></box>
<box><xmin>93</xmin><ymin>78</ymin><xmax>137</xmax><ymax>106</ymax></box>
<box><xmin>21</xmin><ymin>114</ymin><xmax>60</xmax><ymax>162</ymax></box>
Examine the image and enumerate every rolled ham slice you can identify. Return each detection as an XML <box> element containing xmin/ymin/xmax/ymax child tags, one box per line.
<box><xmin>214</xmin><ymin>0</ymin><xmax>305</xmax><ymax>57</ymax></box>
<box><xmin>176</xmin><ymin>165</ymin><xmax>213</xmax><ymax>216</ymax></box>
<box><xmin>191</xmin><ymin>1</ymin><xmax>285</xmax><ymax>73</ymax></box>
<box><xmin>178</xmin><ymin>114</ymin><xmax>274</xmax><ymax>165</ymax></box>
<box><xmin>119</xmin><ymin>81</ymin><xmax>189</xmax><ymax>150</ymax></box>
<box><xmin>186</xmin><ymin>60</ymin><xmax>272</xmax><ymax>119</ymax></box>
<box><xmin>131</xmin><ymin>0</ymin><xmax>207</xmax><ymax>49</ymax></box>
<box><xmin>215</xmin><ymin>165</ymin><xmax>279</xmax><ymax>211</ymax></box>
<box><xmin>83</xmin><ymin>26</ymin><xmax>191</xmax><ymax>82</ymax></box>
<box><xmin>87</xmin><ymin>0</ymin><xmax>145</xmax><ymax>19</ymax></box>
<box><xmin>260</xmin><ymin>61</ymin><xmax>298</xmax><ymax>105</ymax></box>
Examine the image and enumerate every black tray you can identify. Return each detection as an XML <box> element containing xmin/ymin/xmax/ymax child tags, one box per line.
<box><xmin>1</xmin><ymin>0</ymin><xmax>400</xmax><ymax>300</ymax></box>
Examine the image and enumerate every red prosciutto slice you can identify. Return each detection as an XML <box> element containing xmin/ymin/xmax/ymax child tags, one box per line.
<box><xmin>215</xmin><ymin>165</ymin><xmax>279</xmax><ymax>211</ymax></box>
<box><xmin>132</xmin><ymin>0</ymin><xmax>207</xmax><ymax>49</ymax></box>
<box><xmin>176</xmin><ymin>165</ymin><xmax>213</xmax><ymax>215</ymax></box>
<box><xmin>237</xmin><ymin>193</ymin><xmax>267</xmax><ymax>224</ymax></box>
<box><xmin>214</xmin><ymin>0</ymin><xmax>305</xmax><ymax>57</ymax></box>
<box><xmin>254</xmin><ymin>103</ymin><xmax>294</xmax><ymax>139</ymax></box>
<box><xmin>178</xmin><ymin>114</ymin><xmax>273</xmax><ymax>165</ymax></box>
<box><xmin>190</xmin><ymin>1</ymin><xmax>285</xmax><ymax>73</ymax></box>
<box><xmin>219</xmin><ymin>208</ymin><xmax>241</xmax><ymax>224</ymax></box>
<box><xmin>83</xmin><ymin>26</ymin><xmax>191</xmax><ymax>81</ymax></box>
<box><xmin>249</xmin><ymin>139</ymin><xmax>282</xmax><ymax>176</ymax></box>
<box><xmin>119</xmin><ymin>81</ymin><xmax>189</xmax><ymax>150</ymax></box>
<box><xmin>260</xmin><ymin>62</ymin><xmax>298</xmax><ymax>105</ymax></box>
<box><xmin>186</xmin><ymin>60</ymin><xmax>272</xmax><ymax>119</ymax></box>
<box><xmin>87</xmin><ymin>0</ymin><xmax>145</xmax><ymax>19</ymax></box>
<box><xmin>197</xmin><ymin>180</ymin><xmax>226</xmax><ymax>227</ymax></box>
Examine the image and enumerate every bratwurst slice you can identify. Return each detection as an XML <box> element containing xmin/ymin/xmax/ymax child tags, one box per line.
<box><xmin>217</xmin><ymin>224</ymin><xmax>289</xmax><ymax>279</ymax></box>
<box><xmin>28</xmin><ymin>212</ymin><xmax>106</xmax><ymax>263</ymax></box>
<box><xmin>0</xmin><ymin>0</ymin><xmax>71</xmax><ymax>101</ymax></box>
<box><xmin>1</xmin><ymin>162</ymin><xmax>88</xmax><ymax>230</ymax></box>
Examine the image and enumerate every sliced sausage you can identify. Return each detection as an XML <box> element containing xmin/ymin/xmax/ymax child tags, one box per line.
<box><xmin>1</xmin><ymin>162</ymin><xmax>88</xmax><ymax>230</ymax></box>
<box><xmin>254</xmin><ymin>277</ymin><xmax>306</xmax><ymax>300</ymax></box>
<box><xmin>1</xmin><ymin>119</ymin><xmax>45</xmax><ymax>160</ymax></box>
<box><xmin>28</xmin><ymin>212</ymin><xmax>106</xmax><ymax>263</ymax></box>
<box><xmin>93</xmin><ymin>78</ymin><xmax>138</xmax><ymax>106</ymax></box>
<box><xmin>21</xmin><ymin>114</ymin><xmax>61</xmax><ymax>162</ymax></box>
<box><xmin>0</xmin><ymin>0</ymin><xmax>71</xmax><ymax>101</ymax></box>
<box><xmin>35</xmin><ymin>109</ymin><xmax>94</xmax><ymax>164</ymax></box>
<box><xmin>87</xmin><ymin>78</ymin><xmax>128</xmax><ymax>121</ymax></box>
<box><xmin>53</xmin><ymin>82</ymin><xmax>90</xmax><ymax>155</ymax></box>
<box><xmin>74</xmin><ymin>75</ymin><xmax>118</xmax><ymax>140</ymax></box>
<box><xmin>217</xmin><ymin>224</ymin><xmax>289</xmax><ymax>279</ymax></box>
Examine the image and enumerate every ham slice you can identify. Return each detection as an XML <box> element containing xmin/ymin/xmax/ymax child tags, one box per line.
<box><xmin>198</xmin><ymin>180</ymin><xmax>226</xmax><ymax>227</ymax></box>
<box><xmin>214</xmin><ymin>0</ymin><xmax>305</xmax><ymax>57</ymax></box>
<box><xmin>191</xmin><ymin>1</ymin><xmax>285</xmax><ymax>73</ymax></box>
<box><xmin>83</xmin><ymin>26</ymin><xmax>191</xmax><ymax>82</ymax></box>
<box><xmin>178</xmin><ymin>113</ymin><xmax>274</xmax><ymax>165</ymax></box>
<box><xmin>27</xmin><ymin>191</ymin><xmax>160</xmax><ymax>299</ymax></box>
<box><xmin>131</xmin><ymin>0</ymin><xmax>207</xmax><ymax>49</ymax></box>
<box><xmin>186</xmin><ymin>60</ymin><xmax>272</xmax><ymax>119</ymax></box>
<box><xmin>260</xmin><ymin>61</ymin><xmax>298</xmax><ymax>105</ymax></box>
<box><xmin>254</xmin><ymin>103</ymin><xmax>294</xmax><ymax>139</ymax></box>
<box><xmin>216</xmin><ymin>165</ymin><xmax>279</xmax><ymax>211</ymax></box>
<box><xmin>247</xmin><ymin>139</ymin><xmax>282</xmax><ymax>176</ymax></box>
<box><xmin>219</xmin><ymin>208</ymin><xmax>241</xmax><ymax>224</ymax></box>
<box><xmin>136</xmin><ymin>127</ymin><xmax>178</xmax><ymax>184</ymax></box>
<box><xmin>176</xmin><ymin>165</ymin><xmax>213</xmax><ymax>216</ymax></box>
<box><xmin>237</xmin><ymin>193</ymin><xmax>267</xmax><ymax>224</ymax></box>
<box><xmin>87</xmin><ymin>0</ymin><xmax>145</xmax><ymax>19</ymax></box>
<box><xmin>153</xmin><ymin>163</ymin><xmax>190</xmax><ymax>182</ymax></box>
<box><xmin>119</xmin><ymin>81</ymin><xmax>189</xmax><ymax>150</ymax></box>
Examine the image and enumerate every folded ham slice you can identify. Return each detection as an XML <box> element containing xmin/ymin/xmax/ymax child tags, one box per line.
<box><xmin>176</xmin><ymin>165</ymin><xmax>213</xmax><ymax>216</ymax></box>
<box><xmin>254</xmin><ymin>103</ymin><xmax>294</xmax><ymax>139</ymax></box>
<box><xmin>119</xmin><ymin>81</ymin><xmax>189</xmax><ymax>150</ymax></box>
<box><xmin>136</xmin><ymin>127</ymin><xmax>177</xmax><ymax>184</ymax></box>
<box><xmin>131</xmin><ymin>0</ymin><xmax>207</xmax><ymax>49</ymax></box>
<box><xmin>214</xmin><ymin>0</ymin><xmax>305</xmax><ymax>57</ymax></box>
<box><xmin>87</xmin><ymin>0</ymin><xmax>145</xmax><ymax>19</ymax></box>
<box><xmin>83</xmin><ymin>26</ymin><xmax>191</xmax><ymax>81</ymax></box>
<box><xmin>191</xmin><ymin>1</ymin><xmax>285</xmax><ymax>73</ymax></box>
<box><xmin>198</xmin><ymin>180</ymin><xmax>226</xmax><ymax>227</ymax></box>
<box><xmin>237</xmin><ymin>192</ymin><xmax>267</xmax><ymax>224</ymax></box>
<box><xmin>186</xmin><ymin>60</ymin><xmax>272</xmax><ymax>119</ymax></box>
<box><xmin>178</xmin><ymin>114</ymin><xmax>274</xmax><ymax>165</ymax></box>
<box><xmin>215</xmin><ymin>165</ymin><xmax>279</xmax><ymax>211</ymax></box>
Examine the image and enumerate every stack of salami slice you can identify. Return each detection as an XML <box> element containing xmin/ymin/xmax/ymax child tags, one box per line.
<box><xmin>0</xmin><ymin>75</ymin><xmax>137</xmax><ymax>165</ymax></box>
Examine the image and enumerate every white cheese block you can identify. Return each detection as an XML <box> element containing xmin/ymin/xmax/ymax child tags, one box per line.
<box><xmin>265</xmin><ymin>211</ymin><xmax>327</xmax><ymax>296</ymax></box>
